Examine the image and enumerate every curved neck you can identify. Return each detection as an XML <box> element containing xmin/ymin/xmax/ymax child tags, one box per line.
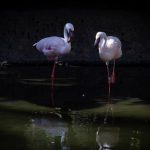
<box><xmin>64</xmin><ymin>28</ymin><xmax>70</xmax><ymax>43</ymax></box>
<box><xmin>99</xmin><ymin>33</ymin><xmax>107</xmax><ymax>48</ymax></box>
<box><xmin>99</xmin><ymin>37</ymin><xmax>106</xmax><ymax>49</ymax></box>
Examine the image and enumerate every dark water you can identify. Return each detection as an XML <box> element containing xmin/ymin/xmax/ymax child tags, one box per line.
<box><xmin>0</xmin><ymin>64</ymin><xmax>150</xmax><ymax>150</ymax></box>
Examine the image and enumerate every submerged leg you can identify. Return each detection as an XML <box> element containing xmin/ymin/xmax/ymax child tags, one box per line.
<box><xmin>111</xmin><ymin>60</ymin><xmax>116</xmax><ymax>84</ymax></box>
<box><xmin>104</xmin><ymin>102</ymin><xmax>113</xmax><ymax>124</ymax></box>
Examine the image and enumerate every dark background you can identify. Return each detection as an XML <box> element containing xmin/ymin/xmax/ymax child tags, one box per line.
<box><xmin>0</xmin><ymin>0</ymin><xmax>148</xmax><ymax>10</ymax></box>
<box><xmin>0</xmin><ymin>0</ymin><xmax>150</xmax><ymax>64</ymax></box>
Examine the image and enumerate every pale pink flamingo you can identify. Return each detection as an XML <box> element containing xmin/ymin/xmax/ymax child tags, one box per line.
<box><xmin>33</xmin><ymin>23</ymin><xmax>74</xmax><ymax>86</ymax></box>
<box><xmin>94</xmin><ymin>32</ymin><xmax>122</xmax><ymax>98</ymax></box>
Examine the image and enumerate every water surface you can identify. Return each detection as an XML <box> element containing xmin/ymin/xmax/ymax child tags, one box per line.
<box><xmin>0</xmin><ymin>65</ymin><xmax>150</xmax><ymax>150</ymax></box>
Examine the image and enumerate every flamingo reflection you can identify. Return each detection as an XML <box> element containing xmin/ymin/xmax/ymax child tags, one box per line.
<box><xmin>96</xmin><ymin>103</ymin><xmax>120</xmax><ymax>150</ymax></box>
<box><xmin>30</xmin><ymin>117</ymin><xmax>70</xmax><ymax>150</ymax></box>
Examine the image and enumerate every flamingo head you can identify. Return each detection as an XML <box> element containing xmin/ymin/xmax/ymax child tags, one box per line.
<box><xmin>94</xmin><ymin>32</ymin><xmax>106</xmax><ymax>47</ymax></box>
<box><xmin>64</xmin><ymin>23</ymin><xmax>74</xmax><ymax>43</ymax></box>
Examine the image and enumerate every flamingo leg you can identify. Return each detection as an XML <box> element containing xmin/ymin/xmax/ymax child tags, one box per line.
<box><xmin>104</xmin><ymin>102</ymin><xmax>110</xmax><ymax>124</ymax></box>
<box><xmin>50</xmin><ymin>57</ymin><xmax>59</xmax><ymax>105</ymax></box>
<box><xmin>104</xmin><ymin>102</ymin><xmax>114</xmax><ymax>124</ymax></box>
<box><xmin>50</xmin><ymin>85</ymin><xmax>55</xmax><ymax>106</ymax></box>
<box><xmin>106</xmin><ymin>62</ymin><xmax>111</xmax><ymax>101</ymax></box>
<box><xmin>111</xmin><ymin>60</ymin><xmax>116</xmax><ymax>84</ymax></box>
<box><xmin>51</xmin><ymin>61</ymin><xmax>56</xmax><ymax>88</ymax></box>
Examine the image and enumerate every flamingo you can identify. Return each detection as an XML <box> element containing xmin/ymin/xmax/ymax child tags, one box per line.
<box><xmin>33</xmin><ymin>23</ymin><xmax>74</xmax><ymax>85</ymax></box>
<box><xmin>96</xmin><ymin>125</ymin><xmax>120</xmax><ymax>150</ymax></box>
<box><xmin>94</xmin><ymin>32</ymin><xmax>122</xmax><ymax>98</ymax></box>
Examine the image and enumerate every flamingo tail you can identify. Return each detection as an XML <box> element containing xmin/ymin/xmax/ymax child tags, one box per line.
<box><xmin>33</xmin><ymin>43</ymin><xmax>37</xmax><ymax>46</ymax></box>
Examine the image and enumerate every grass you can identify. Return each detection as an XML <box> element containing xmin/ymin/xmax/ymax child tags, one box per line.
<box><xmin>0</xmin><ymin>100</ymin><xmax>55</xmax><ymax>114</ymax></box>
<box><xmin>0</xmin><ymin>97</ymin><xmax>150</xmax><ymax>121</ymax></box>
<box><xmin>72</xmin><ymin>98</ymin><xmax>150</xmax><ymax>121</ymax></box>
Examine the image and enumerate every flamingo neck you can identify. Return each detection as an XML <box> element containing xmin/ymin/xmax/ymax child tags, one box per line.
<box><xmin>99</xmin><ymin>38</ymin><xmax>106</xmax><ymax>52</ymax></box>
<box><xmin>64</xmin><ymin>28</ymin><xmax>70</xmax><ymax>43</ymax></box>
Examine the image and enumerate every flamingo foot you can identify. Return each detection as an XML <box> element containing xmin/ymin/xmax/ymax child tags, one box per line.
<box><xmin>111</xmin><ymin>71</ymin><xmax>115</xmax><ymax>84</ymax></box>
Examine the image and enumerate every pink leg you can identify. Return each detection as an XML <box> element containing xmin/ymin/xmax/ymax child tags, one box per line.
<box><xmin>51</xmin><ymin>61</ymin><xmax>56</xmax><ymax>78</ymax></box>
<box><xmin>50</xmin><ymin>85</ymin><xmax>55</xmax><ymax>106</ymax></box>
<box><xmin>51</xmin><ymin>61</ymin><xmax>56</xmax><ymax>88</ymax></box>
<box><xmin>106</xmin><ymin>62</ymin><xmax>111</xmax><ymax>101</ymax></box>
<box><xmin>111</xmin><ymin>60</ymin><xmax>116</xmax><ymax>84</ymax></box>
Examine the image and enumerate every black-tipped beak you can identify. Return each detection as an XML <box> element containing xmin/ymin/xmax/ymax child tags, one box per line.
<box><xmin>67</xmin><ymin>30</ymin><xmax>74</xmax><ymax>43</ymax></box>
<box><xmin>69</xmin><ymin>30</ymin><xmax>74</xmax><ymax>38</ymax></box>
<box><xmin>94</xmin><ymin>37</ymin><xmax>100</xmax><ymax>47</ymax></box>
<box><xmin>94</xmin><ymin>39</ymin><xmax>98</xmax><ymax>47</ymax></box>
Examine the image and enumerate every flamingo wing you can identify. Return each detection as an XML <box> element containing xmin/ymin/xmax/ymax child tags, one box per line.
<box><xmin>105</xmin><ymin>36</ymin><xmax>122</xmax><ymax>59</ymax></box>
<box><xmin>34</xmin><ymin>36</ymin><xmax>66</xmax><ymax>55</ymax></box>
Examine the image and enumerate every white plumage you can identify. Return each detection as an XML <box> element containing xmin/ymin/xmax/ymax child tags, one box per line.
<box><xmin>94</xmin><ymin>32</ymin><xmax>122</xmax><ymax>97</ymax></box>
<box><xmin>94</xmin><ymin>32</ymin><xmax>122</xmax><ymax>62</ymax></box>
<box><xmin>33</xmin><ymin>23</ymin><xmax>74</xmax><ymax>81</ymax></box>
<box><xmin>33</xmin><ymin>23</ymin><xmax>74</xmax><ymax>60</ymax></box>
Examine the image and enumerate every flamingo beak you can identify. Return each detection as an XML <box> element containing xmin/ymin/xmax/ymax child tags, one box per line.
<box><xmin>94</xmin><ymin>37</ymin><xmax>100</xmax><ymax>47</ymax></box>
<box><xmin>94</xmin><ymin>39</ymin><xmax>98</xmax><ymax>47</ymax></box>
<box><xmin>68</xmin><ymin>30</ymin><xmax>74</xmax><ymax>42</ymax></box>
<box><xmin>69</xmin><ymin>30</ymin><xmax>74</xmax><ymax>38</ymax></box>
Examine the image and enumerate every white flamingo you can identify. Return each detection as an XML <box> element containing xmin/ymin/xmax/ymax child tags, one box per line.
<box><xmin>33</xmin><ymin>23</ymin><xmax>74</xmax><ymax>84</ymax></box>
<box><xmin>94</xmin><ymin>32</ymin><xmax>122</xmax><ymax>97</ymax></box>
